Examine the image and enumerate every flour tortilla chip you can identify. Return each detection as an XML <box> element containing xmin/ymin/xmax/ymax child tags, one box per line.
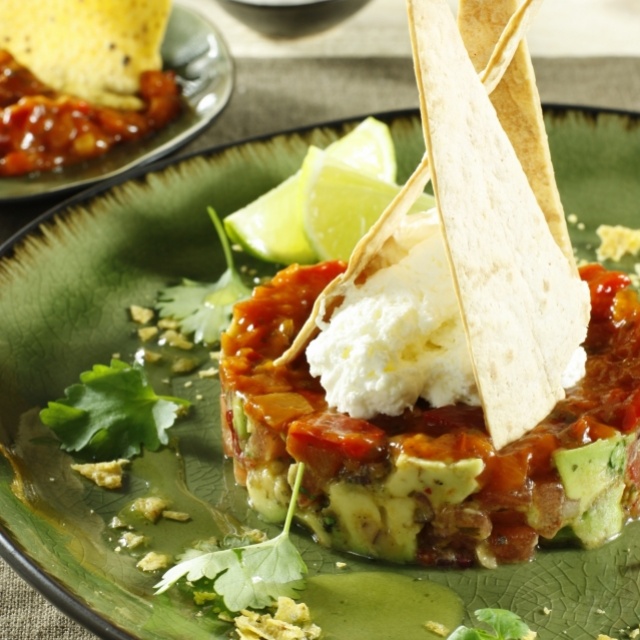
<box><xmin>276</xmin><ymin>0</ymin><xmax>543</xmax><ymax>368</ymax></box>
<box><xmin>0</xmin><ymin>0</ymin><xmax>171</xmax><ymax>109</ymax></box>
<box><xmin>457</xmin><ymin>0</ymin><xmax>575</xmax><ymax>267</ymax></box>
<box><xmin>408</xmin><ymin>0</ymin><xmax>589</xmax><ymax>449</ymax></box>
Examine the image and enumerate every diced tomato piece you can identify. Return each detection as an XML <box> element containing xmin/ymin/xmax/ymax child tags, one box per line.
<box><xmin>566</xmin><ymin>414</ymin><xmax>620</xmax><ymax>443</ymax></box>
<box><xmin>622</xmin><ymin>388</ymin><xmax>640</xmax><ymax>432</ymax></box>
<box><xmin>580</xmin><ymin>263</ymin><xmax>631</xmax><ymax>322</ymax></box>
<box><xmin>488</xmin><ymin>513</ymin><xmax>538</xmax><ymax>564</ymax></box>
<box><xmin>287</xmin><ymin>412</ymin><xmax>387</xmax><ymax>480</ymax></box>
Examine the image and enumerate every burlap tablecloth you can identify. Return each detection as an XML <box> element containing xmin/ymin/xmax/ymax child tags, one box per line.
<box><xmin>1</xmin><ymin>53</ymin><xmax>639</xmax><ymax>639</ymax></box>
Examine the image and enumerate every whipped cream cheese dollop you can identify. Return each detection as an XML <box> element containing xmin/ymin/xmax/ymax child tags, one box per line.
<box><xmin>306</xmin><ymin>210</ymin><xmax>585</xmax><ymax>420</ymax></box>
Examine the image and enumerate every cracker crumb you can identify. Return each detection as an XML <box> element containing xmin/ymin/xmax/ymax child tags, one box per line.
<box><xmin>233</xmin><ymin>597</ymin><xmax>321</xmax><ymax>640</ymax></box>
<box><xmin>198</xmin><ymin>366</ymin><xmax>218</xmax><ymax>379</ymax></box>
<box><xmin>567</xmin><ymin>213</ymin><xmax>579</xmax><ymax>224</ymax></box>
<box><xmin>130</xmin><ymin>496</ymin><xmax>171</xmax><ymax>523</ymax></box>
<box><xmin>335</xmin><ymin>562</ymin><xmax>347</xmax><ymax>569</ymax></box>
<box><xmin>136</xmin><ymin>551</ymin><xmax>171</xmax><ymax>572</ymax></box>
<box><xmin>542</xmin><ymin>607</ymin><xmax>552</xmax><ymax>615</ymax></box>
<box><xmin>138</xmin><ymin>326</ymin><xmax>159</xmax><ymax>342</ymax></box>
<box><xmin>130</xmin><ymin>305</ymin><xmax>155</xmax><ymax>324</ymax></box>
<box><xmin>118</xmin><ymin>531</ymin><xmax>147</xmax><ymax>550</ymax></box>
<box><xmin>71</xmin><ymin>459</ymin><xmax>129</xmax><ymax>489</ymax></box>
<box><xmin>424</xmin><ymin>620</ymin><xmax>449</xmax><ymax>637</ymax></box>
<box><xmin>142</xmin><ymin>349</ymin><xmax>163</xmax><ymax>363</ymax></box>
<box><xmin>171</xmin><ymin>356</ymin><xmax>199</xmax><ymax>373</ymax></box>
<box><xmin>157</xmin><ymin>318</ymin><xmax>180</xmax><ymax>330</ymax></box>
<box><xmin>596</xmin><ymin>224</ymin><xmax>640</xmax><ymax>262</ymax></box>
<box><xmin>161</xmin><ymin>329</ymin><xmax>194</xmax><ymax>350</ymax></box>
<box><xmin>162</xmin><ymin>510</ymin><xmax>191</xmax><ymax>522</ymax></box>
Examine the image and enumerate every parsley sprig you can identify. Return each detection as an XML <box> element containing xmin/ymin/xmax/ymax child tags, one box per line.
<box><xmin>156</xmin><ymin>207</ymin><xmax>251</xmax><ymax>345</ymax></box>
<box><xmin>449</xmin><ymin>609</ymin><xmax>536</xmax><ymax>640</ymax></box>
<box><xmin>155</xmin><ymin>463</ymin><xmax>308</xmax><ymax>612</ymax></box>
<box><xmin>40</xmin><ymin>359</ymin><xmax>190</xmax><ymax>460</ymax></box>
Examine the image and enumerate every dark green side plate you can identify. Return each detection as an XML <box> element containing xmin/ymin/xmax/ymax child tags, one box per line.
<box><xmin>1</xmin><ymin>107</ymin><xmax>640</xmax><ymax>640</ymax></box>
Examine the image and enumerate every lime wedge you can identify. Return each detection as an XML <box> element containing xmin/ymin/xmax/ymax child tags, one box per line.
<box><xmin>324</xmin><ymin>116</ymin><xmax>397</xmax><ymax>183</ymax></box>
<box><xmin>224</xmin><ymin>117</ymin><xmax>397</xmax><ymax>265</ymax></box>
<box><xmin>301</xmin><ymin>147</ymin><xmax>436</xmax><ymax>262</ymax></box>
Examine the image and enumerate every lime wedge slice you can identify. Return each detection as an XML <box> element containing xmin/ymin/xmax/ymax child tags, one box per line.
<box><xmin>224</xmin><ymin>117</ymin><xmax>397</xmax><ymax>265</ymax></box>
<box><xmin>325</xmin><ymin>116</ymin><xmax>397</xmax><ymax>183</ymax></box>
<box><xmin>301</xmin><ymin>147</ymin><xmax>436</xmax><ymax>262</ymax></box>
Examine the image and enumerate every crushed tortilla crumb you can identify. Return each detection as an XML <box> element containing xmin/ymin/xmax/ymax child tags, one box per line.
<box><xmin>118</xmin><ymin>531</ymin><xmax>147</xmax><ymax>550</ymax></box>
<box><xmin>162</xmin><ymin>510</ymin><xmax>191</xmax><ymax>522</ymax></box>
<box><xmin>596</xmin><ymin>224</ymin><xmax>640</xmax><ymax>262</ymax></box>
<box><xmin>130</xmin><ymin>305</ymin><xmax>155</xmax><ymax>324</ymax></box>
<box><xmin>138</xmin><ymin>326</ymin><xmax>159</xmax><ymax>342</ymax></box>
<box><xmin>233</xmin><ymin>597</ymin><xmax>321</xmax><ymax>640</ymax></box>
<box><xmin>424</xmin><ymin>620</ymin><xmax>449</xmax><ymax>636</ymax></box>
<box><xmin>172</xmin><ymin>357</ymin><xmax>199</xmax><ymax>373</ymax></box>
<box><xmin>131</xmin><ymin>496</ymin><xmax>171</xmax><ymax>522</ymax></box>
<box><xmin>71</xmin><ymin>459</ymin><xmax>129</xmax><ymax>489</ymax></box>
<box><xmin>136</xmin><ymin>551</ymin><xmax>172</xmax><ymax>572</ymax></box>
<box><xmin>161</xmin><ymin>329</ymin><xmax>194</xmax><ymax>350</ymax></box>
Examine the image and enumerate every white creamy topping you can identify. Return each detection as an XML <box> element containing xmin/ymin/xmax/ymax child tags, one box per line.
<box><xmin>306</xmin><ymin>210</ymin><xmax>585</xmax><ymax>419</ymax></box>
<box><xmin>307</xmin><ymin>210</ymin><xmax>478</xmax><ymax>418</ymax></box>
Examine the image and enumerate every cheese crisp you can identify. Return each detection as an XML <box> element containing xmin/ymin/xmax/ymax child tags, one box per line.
<box><xmin>0</xmin><ymin>0</ymin><xmax>171</xmax><ymax>109</ymax></box>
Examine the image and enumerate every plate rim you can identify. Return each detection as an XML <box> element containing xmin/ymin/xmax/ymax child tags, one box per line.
<box><xmin>1</xmin><ymin>102</ymin><xmax>639</xmax><ymax>640</ymax></box>
<box><xmin>3</xmin><ymin>102</ymin><xmax>639</xmax><ymax>259</ymax></box>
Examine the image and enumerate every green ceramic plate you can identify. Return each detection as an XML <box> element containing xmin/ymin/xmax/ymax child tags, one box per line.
<box><xmin>1</xmin><ymin>107</ymin><xmax>640</xmax><ymax>640</ymax></box>
<box><xmin>0</xmin><ymin>2</ymin><xmax>233</xmax><ymax>203</ymax></box>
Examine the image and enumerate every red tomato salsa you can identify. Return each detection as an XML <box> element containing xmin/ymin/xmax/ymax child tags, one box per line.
<box><xmin>220</xmin><ymin>261</ymin><xmax>640</xmax><ymax>565</ymax></box>
<box><xmin>0</xmin><ymin>50</ymin><xmax>182</xmax><ymax>176</ymax></box>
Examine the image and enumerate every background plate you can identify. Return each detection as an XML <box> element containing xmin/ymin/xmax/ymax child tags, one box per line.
<box><xmin>0</xmin><ymin>2</ymin><xmax>233</xmax><ymax>203</ymax></box>
<box><xmin>1</xmin><ymin>108</ymin><xmax>640</xmax><ymax>639</ymax></box>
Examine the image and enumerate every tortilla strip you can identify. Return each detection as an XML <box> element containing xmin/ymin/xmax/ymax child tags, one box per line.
<box><xmin>0</xmin><ymin>0</ymin><xmax>171</xmax><ymax>109</ymax></box>
<box><xmin>408</xmin><ymin>0</ymin><xmax>589</xmax><ymax>449</ymax></box>
<box><xmin>275</xmin><ymin>0</ymin><xmax>542</xmax><ymax>368</ymax></box>
<box><xmin>458</xmin><ymin>0</ymin><xmax>575</xmax><ymax>268</ymax></box>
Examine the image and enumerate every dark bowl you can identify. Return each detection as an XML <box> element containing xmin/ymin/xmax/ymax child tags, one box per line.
<box><xmin>214</xmin><ymin>0</ymin><xmax>374</xmax><ymax>39</ymax></box>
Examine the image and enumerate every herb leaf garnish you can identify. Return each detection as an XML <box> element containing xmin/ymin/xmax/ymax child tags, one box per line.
<box><xmin>449</xmin><ymin>609</ymin><xmax>535</xmax><ymax>640</ymax></box>
<box><xmin>155</xmin><ymin>463</ymin><xmax>308</xmax><ymax>611</ymax></box>
<box><xmin>40</xmin><ymin>359</ymin><xmax>190</xmax><ymax>460</ymax></box>
<box><xmin>156</xmin><ymin>207</ymin><xmax>251</xmax><ymax>345</ymax></box>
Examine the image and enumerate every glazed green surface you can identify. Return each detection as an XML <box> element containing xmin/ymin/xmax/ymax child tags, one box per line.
<box><xmin>0</xmin><ymin>108</ymin><xmax>639</xmax><ymax>639</ymax></box>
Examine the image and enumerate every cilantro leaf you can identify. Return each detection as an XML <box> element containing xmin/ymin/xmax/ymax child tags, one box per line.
<box><xmin>156</xmin><ymin>207</ymin><xmax>251</xmax><ymax>345</ymax></box>
<box><xmin>155</xmin><ymin>463</ymin><xmax>308</xmax><ymax>611</ymax></box>
<box><xmin>449</xmin><ymin>609</ymin><xmax>535</xmax><ymax>640</ymax></box>
<box><xmin>40</xmin><ymin>359</ymin><xmax>190</xmax><ymax>460</ymax></box>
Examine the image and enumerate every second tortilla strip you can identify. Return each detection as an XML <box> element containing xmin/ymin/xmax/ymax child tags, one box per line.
<box><xmin>275</xmin><ymin>0</ymin><xmax>549</xmax><ymax>369</ymax></box>
<box><xmin>408</xmin><ymin>0</ymin><xmax>590</xmax><ymax>449</ymax></box>
<box><xmin>457</xmin><ymin>0</ymin><xmax>575</xmax><ymax>268</ymax></box>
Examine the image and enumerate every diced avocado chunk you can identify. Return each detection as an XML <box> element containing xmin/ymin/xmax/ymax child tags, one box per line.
<box><xmin>232</xmin><ymin>395</ymin><xmax>248</xmax><ymax>439</ymax></box>
<box><xmin>385</xmin><ymin>453</ymin><xmax>484</xmax><ymax>509</ymax></box>
<box><xmin>553</xmin><ymin>435</ymin><xmax>629</xmax><ymax>513</ymax></box>
<box><xmin>571</xmin><ymin>480</ymin><xmax>625</xmax><ymax>549</ymax></box>
<box><xmin>325</xmin><ymin>481</ymin><xmax>420</xmax><ymax>562</ymax></box>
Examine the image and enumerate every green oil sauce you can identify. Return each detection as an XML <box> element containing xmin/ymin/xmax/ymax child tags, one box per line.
<box><xmin>304</xmin><ymin>571</ymin><xmax>463</xmax><ymax>639</ymax></box>
<box><xmin>104</xmin><ymin>446</ymin><xmax>246</xmax><ymax>562</ymax></box>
